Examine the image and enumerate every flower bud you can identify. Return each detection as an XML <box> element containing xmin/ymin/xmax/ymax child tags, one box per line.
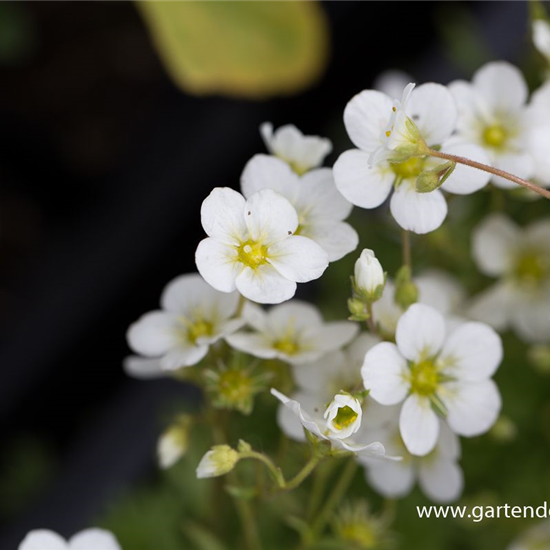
<box><xmin>196</xmin><ymin>445</ymin><xmax>240</xmax><ymax>479</ymax></box>
<box><xmin>415</xmin><ymin>161</ymin><xmax>456</xmax><ymax>193</ymax></box>
<box><xmin>324</xmin><ymin>392</ymin><xmax>362</xmax><ymax>440</ymax></box>
<box><xmin>157</xmin><ymin>415</ymin><xmax>192</xmax><ymax>469</ymax></box>
<box><xmin>354</xmin><ymin>249</ymin><xmax>385</xmax><ymax>302</ymax></box>
<box><xmin>394</xmin><ymin>265</ymin><xmax>418</xmax><ymax>310</ymax></box>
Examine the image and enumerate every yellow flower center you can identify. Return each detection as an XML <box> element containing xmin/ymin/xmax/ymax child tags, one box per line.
<box><xmin>340</xmin><ymin>524</ymin><xmax>377</xmax><ymax>548</ymax></box>
<box><xmin>483</xmin><ymin>124</ymin><xmax>507</xmax><ymax>148</ymax></box>
<box><xmin>237</xmin><ymin>240</ymin><xmax>268</xmax><ymax>269</ymax></box>
<box><xmin>218</xmin><ymin>369</ymin><xmax>252</xmax><ymax>403</ymax></box>
<box><xmin>332</xmin><ymin>405</ymin><xmax>358</xmax><ymax>430</ymax></box>
<box><xmin>186</xmin><ymin>319</ymin><xmax>214</xmax><ymax>343</ymax></box>
<box><xmin>273</xmin><ymin>337</ymin><xmax>300</xmax><ymax>355</ymax></box>
<box><xmin>409</xmin><ymin>358</ymin><xmax>439</xmax><ymax>397</ymax></box>
<box><xmin>514</xmin><ymin>251</ymin><xmax>547</xmax><ymax>286</ymax></box>
<box><xmin>391</xmin><ymin>156</ymin><xmax>425</xmax><ymax>179</ymax></box>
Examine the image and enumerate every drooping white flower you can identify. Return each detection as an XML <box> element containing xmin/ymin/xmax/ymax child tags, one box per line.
<box><xmin>468</xmin><ymin>213</ymin><xmax>550</xmax><ymax>343</ymax></box>
<box><xmin>335</xmin><ymin>82</ymin><xmax>490</xmax><ymax>234</ymax></box>
<box><xmin>372</xmin><ymin>270</ymin><xmax>466</xmax><ymax>337</ymax></box>
<box><xmin>271</xmin><ymin>388</ymin><xmax>396</xmax><ymax>460</ymax></box>
<box><xmin>276</xmin><ymin>334</ymin><xmax>397</xmax><ymax>443</ymax></box>
<box><xmin>241</xmin><ymin>155</ymin><xmax>358</xmax><ymax>261</ymax></box>
<box><xmin>358</xmin><ymin>410</ymin><xmax>463</xmax><ymax>503</ymax></box>
<box><xmin>196</xmin><ymin>445</ymin><xmax>240</xmax><ymax>479</ymax></box>
<box><xmin>449</xmin><ymin>61</ymin><xmax>550</xmax><ymax>189</ymax></box>
<box><xmin>260</xmin><ymin>122</ymin><xmax>332</xmax><ymax>174</ymax></box>
<box><xmin>508</xmin><ymin>519</ymin><xmax>550</xmax><ymax>550</ymax></box>
<box><xmin>195</xmin><ymin>187</ymin><xmax>328</xmax><ymax>304</ymax></box>
<box><xmin>354</xmin><ymin>249</ymin><xmax>385</xmax><ymax>300</ymax></box>
<box><xmin>226</xmin><ymin>301</ymin><xmax>358</xmax><ymax>365</ymax></box>
<box><xmin>157</xmin><ymin>415</ymin><xmax>192</xmax><ymax>469</ymax></box>
<box><xmin>18</xmin><ymin>529</ymin><xmax>121</xmax><ymax>550</ymax></box>
<box><xmin>362</xmin><ymin>303</ymin><xmax>502</xmax><ymax>456</ymax></box>
<box><xmin>126</xmin><ymin>273</ymin><xmax>245</xmax><ymax>372</ymax></box>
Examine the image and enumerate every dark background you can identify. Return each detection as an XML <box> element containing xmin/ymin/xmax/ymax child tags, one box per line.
<box><xmin>0</xmin><ymin>1</ymin><xmax>531</xmax><ymax>547</ymax></box>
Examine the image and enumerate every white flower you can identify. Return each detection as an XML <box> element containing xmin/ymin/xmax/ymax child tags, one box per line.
<box><xmin>358</xmin><ymin>411</ymin><xmax>463</xmax><ymax>503</ymax></box>
<box><xmin>508</xmin><ymin>519</ymin><xmax>550</xmax><ymax>550</ymax></box>
<box><xmin>533</xmin><ymin>19</ymin><xmax>550</xmax><ymax>65</ymax></box>
<box><xmin>195</xmin><ymin>187</ymin><xmax>328</xmax><ymax>304</ymax></box>
<box><xmin>362</xmin><ymin>303</ymin><xmax>502</xmax><ymax>456</ymax></box>
<box><xmin>276</xmin><ymin>334</ymin><xmax>397</xmax><ymax>443</ymax></box>
<box><xmin>271</xmin><ymin>388</ymin><xmax>395</xmax><ymax>460</ymax></box>
<box><xmin>449</xmin><ymin>61</ymin><xmax>550</xmax><ymax>189</ymax></box>
<box><xmin>354</xmin><ymin>249</ymin><xmax>385</xmax><ymax>299</ymax></box>
<box><xmin>372</xmin><ymin>270</ymin><xmax>466</xmax><ymax>337</ymax></box>
<box><xmin>468</xmin><ymin>213</ymin><xmax>550</xmax><ymax>343</ymax></box>
<box><xmin>260</xmin><ymin>122</ymin><xmax>332</xmax><ymax>174</ymax></box>
<box><xmin>126</xmin><ymin>273</ymin><xmax>244</xmax><ymax>372</ymax></box>
<box><xmin>226</xmin><ymin>301</ymin><xmax>358</xmax><ymax>365</ymax></box>
<box><xmin>241</xmin><ymin>155</ymin><xmax>358</xmax><ymax>261</ymax></box>
<box><xmin>18</xmin><ymin>529</ymin><xmax>121</xmax><ymax>550</ymax></box>
<box><xmin>335</xmin><ymin>82</ymin><xmax>490</xmax><ymax>234</ymax></box>
<box><xmin>157</xmin><ymin>415</ymin><xmax>192</xmax><ymax>469</ymax></box>
<box><xmin>196</xmin><ymin>445</ymin><xmax>240</xmax><ymax>479</ymax></box>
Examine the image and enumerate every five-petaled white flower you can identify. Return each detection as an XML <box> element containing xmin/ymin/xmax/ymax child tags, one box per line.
<box><xmin>195</xmin><ymin>187</ymin><xmax>328</xmax><ymax>304</ymax></box>
<box><xmin>226</xmin><ymin>301</ymin><xmax>358</xmax><ymax>364</ymax></box>
<box><xmin>335</xmin><ymin>82</ymin><xmax>490</xmax><ymax>234</ymax></box>
<box><xmin>260</xmin><ymin>122</ymin><xmax>332</xmax><ymax>174</ymax></box>
<box><xmin>362</xmin><ymin>303</ymin><xmax>502</xmax><ymax>456</ymax></box>
<box><xmin>276</xmin><ymin>333</ymin><xmax>396</xmax><ymax>443</ymax></box>
<box><xmin>468</xmin><ymin>213</ymin><xmax>550</xmax><ymax>343</ymax></box>
<box><xmin>357</xmin><ymin>405</ymin><xmax>463</xmax><ymax>503</ymax></box>
<box><xmin>271</xmin><ymin>388</ymin><xmax>396</xmax><ymax>460</ymax></box>
<box><xmin>19</xmin><ymin>529</ymin><xmax>121</xmax><ymax>550</ymax></box>
<box><xmin>449</xmin><ymin>61</ymin><xmax>550</xmax><ymax>189</ymax></box>
<box><xmin>241</xmin><ymin>155</ymin><xmax>358</xmax><ymax>261</ymax></box>
<box><xmin>126</xmin><ymin>273</ymin><xmax>245</xmax><ymax>372</ymax></box>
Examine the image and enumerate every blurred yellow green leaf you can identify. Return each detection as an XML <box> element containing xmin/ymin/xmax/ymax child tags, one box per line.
<box><xmin>137</xmin><ymin>0</ymin><xmax>329</xmax><ymax>99</ymax></box>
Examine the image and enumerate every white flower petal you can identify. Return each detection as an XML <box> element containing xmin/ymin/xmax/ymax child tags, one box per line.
<box><xmin>242</xmin><ymin>302</ymin><xmax>267</xmax><ymax>332</ymax></box>
<box><xmin>440</xmin><ymin>141</ymin><xmax>491</xmax><ymax>194</ymax></box>
<box><xmin>240</xmin><ymin>154</ymin><xmax>298</xmax><ymax>198</ymax></box>
<box><xmin>304</xmin><ymin>220</ymin><xmax>359</xmax><ymax>262</ymax></box>
<box><xmin>365</xmin><ymin>461</ymin><xmax>415</xmax><ymax>498</ymax></box>
<box><xmin>406</xmin><ymin>83</ymin><xmax>457</xmax><ymax>145</ymax></box>
<box><xmin>245</xmin><ymin>189</ymin><xmax>298</xmax><ymax>245</ymax></box>
<box><xmin>361</xmin><ymin>342</ymin><xmax>409</xmax><ymax>405</ymax></box>
<box><xmin>126</xmin><ymin>311</ymin><xmax>181</xmax><ymax>356</ymax></box>
<box><xmin>436</xmin><ymin>420</ymin><xmax>461</xmax><ymax>461</ymax></box>
<box><xmin>473</xmin><ymin>61</ymin><xmax>528</xmax><ymax>112</ymax></box>
<box><xmin>344</xmin><ymin>90</ymin><xmax>394</xmax><ymax>152</ymax></box>
<box><xmin>267</xmin><ymin>300</ymin><xmax>324</xmax><ymax>332</ymax></box>
<box><xmin>276</xmin><ymin>391</ymin><xmax>319</xmax><ymax>442</ymax></box>
<box><xmin>441</xmin><ymin>379</ymin><xmax>501</xmax><ymax>437</ymax></box>
<box><xmin>195</xmin><ymin>238</ymin><xmax>241</xmax><ymax>293</ymax></box>
<box><xmin>533</xmin><ymin>19</ymin><xmax>550</xmax><ymax>60</ymax></box>
<box><xmin>513</xmin><ymin>295</ymin><xmax>550</xmax><ymax>344</ymax></box>
<box><xmin>529</xmin><ymin>125</ymin><xmax>550</xmax><ymax>185</ymax></box>
<box><xmin>525</xmin><ymin>218</ymin><xmax>550</xmax><ymax>252</ymax></box>
<box><xmin>441</xmin><ymin>322</ymin><xmax>503</xmax><ymax>381</ymax></box>
<box><xmin>390</xmin><ymin>183</ymin><xmax>447</xmax><ymax>234</ymax></box>
<box><xmin>466</xmin><ymin>282</ymin><xmax>513</xmax><ymax>331</ymax></box>
<box><xmin>18</xmin><ymin>530</ymin><xmax>67</xmax><ymax>550</ymax></box>
<box><xmin>299</xmin><ymin>168</ymin><xmax>353</xmax><ymax>221</ymax></box>
<box><xmin>200</xmin><ymin>187</ymin><xmax>247</xmax><ymax>245</ymax></box>
<box><xmin>267</xmin><ymin>235</ymin><xmax>328</xmax><ymax>283</ymax></box>
<box><xmin>374</xmin><ymin>69</ymin><xmax>413</xmax><ymax>99</ymax></box>
<box><xmin>271</xmin><ymin>388</ymin><xmax>327</xmax><ymax>440</ymax></box>
<box><xmin>472</xmin><ymin>213</ymin><xmax>519</xmax><ymax>276</ymax></box>
<box><xmin>225</xmin><ymin>332</ymin><xmax>277</xmax><ymax>359</ymax></box>
<box><xmin>418</xmin><ymin>457</ymin><xmax>463</xmax><ymax>503</ymax></box>
<box><xmin>292</xmin><ymin>351</ymin><xmax>347</xmax><ymax>395</ymax></box>
<box><xmin>310</xmin><ymin>322</ymin><xmax>360</xmax><ymax>354</ymax></box>
<box><xmin>347</xmin><ymin>333</ymin><xmax>382</xmax><ymax>365</ymax></box>
<box><xmin>160</xmin><ymin>345</ymin><xmax>208</xmax><ymax>370</ymax></box>
<box><xmin>123</xmin><ymin>356</ymin><xmax>164</xmax><ymax>379</ymax></box>
<box><xmin>70</xmin><ymin>529</ymin><xmax>121</xmax><ymax>550</ymax></box>
<box><xmin>333</xmin><ymin>438</ymin><xmax>393</xmax><ymax>459</ymax></box>
<box><xmin>371</xmin><ymin>281</ymin><xmax>402</xmax><ymax>336</ymax></box>
<box><xmin>235</xmin><ymin>265</ymin><xmax>296</xmax><ymax>304</ymax></box>
<box><xmin>334</xmin><ymin>149</ymin><xmax>394</xmax><ymax>209</ymax></box>
<box><xmin>492</xmin><ymin>151</ymin><xmax>534</xmax><ymax>189</ymax></box>
<box><xmin>399</xmin><ymin>394</ymin><xmax>440</xmax><ymax>456</ymax></box>
<box><xmin>396</xmin><ymin>303</ymin><xmax>445</xmax><ymax>362</ymax></box>
<box><xmin>161</xmin><ymin>273</ymin><xmax>239</xmax><ymax>320</ymax></box>
<box><xmin>416</xmin><ymin>270</ymin><xmax>465</xmax><ymax>314</ymax></box>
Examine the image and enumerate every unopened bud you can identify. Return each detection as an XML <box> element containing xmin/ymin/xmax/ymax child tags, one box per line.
<box><xmin>394</xmin><ymin>265</ymin><xmax>418</xmax><ymax>310</ymax></box>
<box><xmin>157</xmin><ymin>415</ymin><xmax>192</xmax><ymax>469</ymax></box>
<box><xmin>196</xmin><ymin>445</ymin><xmax>240</xmax><ymax>479</ymax></box>
<box><xmin>354</xmin><ymin>249</ymin><xmax>386</xmax><ymax>302</ymax></box>
<box><xmin>415</xmin><ymin>161</ymin><xmax>456</xmax><ymax>193</ymax></box>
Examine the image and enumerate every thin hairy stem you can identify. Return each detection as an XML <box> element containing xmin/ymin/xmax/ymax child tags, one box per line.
<box><xmin>402</xmin><ymin>229</ymin><xmax>412</xmax><ymax>270</ymax></box>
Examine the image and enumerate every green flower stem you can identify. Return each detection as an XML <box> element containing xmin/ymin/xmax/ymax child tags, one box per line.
<box><xmin>365</xmin><ymin>302</ymin><xmax>377</xmax><ymax>335</ymax></box>
<box><xmin>283</xmin><ymin>453</ymin><xmax>324</xmax><ymax>491</ymax></box>
<box><xmin>402</xmin><ymin>229</ymin><xmax>412</xmax><ymax>270</ymax></box>
<box><xmin>426</xmin><ymin>147</ymin><xmax>550</xmax><ymax>200</ymax></box>
<box><xmin>240</xmin><ymin>451</ymin><xmax>285</xmax><ymax>488</ymax></box>
<box><xmin>309</xmin><ymin>458</ymin><xmax>358</xmax><ymax>542</ymax></box>
<box><xmin>307</xmin><ymin>460</ymin><xmax>337</xmax><ymax>522</ymax></box>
